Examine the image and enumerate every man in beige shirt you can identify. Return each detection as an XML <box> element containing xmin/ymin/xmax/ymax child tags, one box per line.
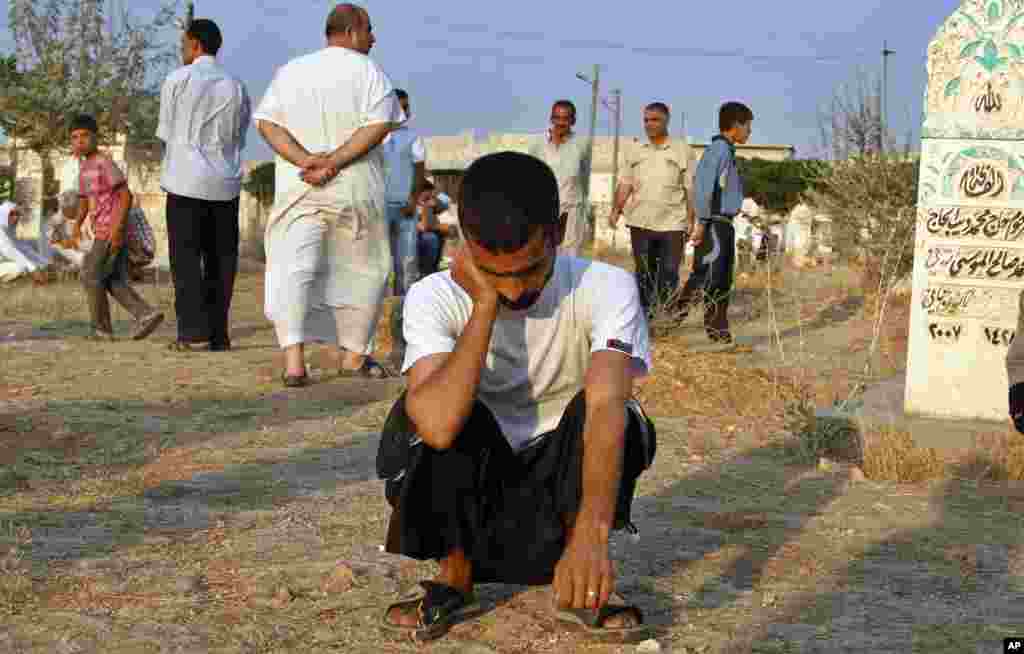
<box><xmin>608</xmin><ymin>102</ymin><xmax>695</xmax><ymax>313</ymax></box>
<box><xmin>527</xmin><ymin>100</ymin><xmax>592</xmax><ymax>256</ymax></box>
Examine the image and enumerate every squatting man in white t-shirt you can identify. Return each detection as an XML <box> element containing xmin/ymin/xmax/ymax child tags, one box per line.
<box><xmin>377</xmin><ymin>152</ymin><xmax>657</xmax><ymax>643</ymax></box>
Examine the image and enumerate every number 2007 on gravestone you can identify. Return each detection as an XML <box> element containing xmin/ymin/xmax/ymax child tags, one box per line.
<box><xmin>1007</xmin><ymin>638</ymin><xmax>1023</xmax><ymax>653</ymax></box>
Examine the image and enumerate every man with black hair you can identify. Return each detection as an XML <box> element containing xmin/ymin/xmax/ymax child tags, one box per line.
<box><xmin>609</xmin><ymin>102</ymin><xmax>695</xmax><ymax>313</ymax></box>
<box><xmin>678</xmin><ymin>101</ymin><xmax>754</xmax><ymax>344</ymax></box>
<box><xmin>528</xmin><ymin>99</ymin><xmax>592</xmax><ymax>256</ymax></box>
<box><xmin>158</xmin><ymin>17</ymin><xmax>251</xmax><ymax>352</ymax></box>
<box><xmin>377</xmin><ymin>151</ymin><xmax>655</xmax><ymax>643</ymax></box>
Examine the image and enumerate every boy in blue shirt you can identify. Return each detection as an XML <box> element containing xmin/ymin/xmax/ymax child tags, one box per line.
<box><xmin>679</xmin><ymin>102</ymin><xmax>754</xmax><ymax>344</ymax></box>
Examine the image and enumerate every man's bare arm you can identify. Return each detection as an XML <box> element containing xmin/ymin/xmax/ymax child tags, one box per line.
<box><xmin>611</xmin><ymin>183</ymin><xmax>633</xmax><ymax>216</ymax></box>
<box><xmin>404</xmin><ymin>246</ymin><xmax>501</xmax><ymax>450</ymax></box>
<box><xmin>255</xmin><ymin>119</ymin><xmax>314</xmax><ymax>168</ymax></box>
<box><xmin>578</xmin><ymin>350</ymin><xmax>633</xmax><ymax>534</ymax></box>
<box><xmin>325</xmin><ymin>122</ymin><xmax>395</xmax><ymax>170</ymax></box>
<box><xmin>407</xmin><ymin>161</ymin><xmax>427</xmax><ymax>211</ymax></box>
<box><xmin>554</xmin><ymin>349</ymin><xmax>635</xmax><ymax>610</ymax></box>
<box><xmin>404</xmin><ymin>298</ymin><xmax>498</xmax><ymax>450</ymax></box>
<box><xmin>608</xmin><ymin>182</ymin><xmax>633</xmax><ymax>228</ymax></box>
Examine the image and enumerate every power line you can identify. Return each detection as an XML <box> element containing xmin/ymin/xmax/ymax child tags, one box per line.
<box><xmin>414</xmin><ymin>15</ymin><xmax>873</xmax><ymax>66</ymax></box>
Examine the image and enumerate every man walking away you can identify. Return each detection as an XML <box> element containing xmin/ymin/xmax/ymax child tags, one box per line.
<box><xmin>678</xmin><ymin>101</ymin><xmax>754</xmax><ymax>344</ymax></box>
<box><xmin>158</xmin><ymin>18</ymin><xmax>251</xmax><ymax>352</ymax></box>
<box><xmin>256</xmin><ymin>3</ymin><xmax>403</xmax><ymax>386</ymax></box>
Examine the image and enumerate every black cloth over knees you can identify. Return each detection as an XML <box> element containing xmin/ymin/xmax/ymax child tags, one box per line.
<box><xmin>679</xmin><ymin>220</ymin><xmax>736</xmax><ymax>338</ymax></box>
<box><xmin>380</xmin><ymin>390</ymin><xmax>654</xmax><ymax>586</ymax></box>
<box><xmin>165</xmin><ymin>192</ymin><xmax>240</xmax><ymax>345</ymax></box>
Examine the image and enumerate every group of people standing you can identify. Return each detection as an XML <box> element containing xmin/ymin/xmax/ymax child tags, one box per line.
<box><xmin>5</xmin><ymin>2</ymin><xmax>760</xmax><ymax>643</ymax></box>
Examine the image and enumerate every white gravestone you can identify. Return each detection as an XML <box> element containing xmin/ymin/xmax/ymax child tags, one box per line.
<box><xmin>906</xmin><ymin>0</ymin><xmax>1024</xmax><ymax>421</ymax></box>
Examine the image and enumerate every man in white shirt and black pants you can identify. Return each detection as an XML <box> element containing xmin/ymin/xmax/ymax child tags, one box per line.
<box><xmin>377</xmin><ymin>152</ymin><xmax>655</xmax><ymax>644</ymax></box>
<box><xmin>157</xmin><ymin>18</ymin><xmax>251</xmax><ymax>352</ymax></box>
<box><xmin>381</xmin><ymin>88</ymin><xmax>427</xmax><ymax>367</ymax></box>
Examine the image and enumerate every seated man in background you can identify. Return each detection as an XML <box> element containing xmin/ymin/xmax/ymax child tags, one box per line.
<box><xmin>414</xmin><ymin>180</ymin><xmax>453</xmax><ymax>277</ymax></box>
<box><xmin>0</xmin><ymin>201</ymin><xmax>51</xmax><ymax>284</ymax></box>
<box><xmin>49</xmin><ymin>190</ymin><xmax>92</xmax><ymax>269</ymax></box>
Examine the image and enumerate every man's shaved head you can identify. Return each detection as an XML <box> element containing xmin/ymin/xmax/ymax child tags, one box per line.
<box><xmin>325</xmin><ymin>3</ymin><xmax>367</xmax><ymax>38</ymax></box>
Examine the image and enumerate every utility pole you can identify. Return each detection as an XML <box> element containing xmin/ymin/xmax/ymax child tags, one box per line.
<box><xmin>882</xmin><ymin>40</ymin><xmax>895</xmax><ymax>153</ymax></box>
<box><xmin>185</xmin><ymin>2</ymin><xmax>195</xmax><ymax>29</ymax></box>
<box><xmin>605</xmin><ymin>89</ymin><xmax>622</xmax><ymax>206</ymax></box>
<box><xmin>576</xmin><ymin>65</ymin><xmax>600</xmax><ymax>228</ymax></box>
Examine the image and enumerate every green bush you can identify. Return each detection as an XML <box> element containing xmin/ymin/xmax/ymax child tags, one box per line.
<box><xmin>242</xmin><ymin>161</ymin><xmax>275</xmax><ymax>207</ymax></box>
<box><xmin>736</xmin><ymin>158</ymin><xmax>828</xmax><ymax>214</ymax></box>
<box><xmin>0</xmin><ymin>174</ymin><xmax>12</xmax><ymax>203</ymax></box>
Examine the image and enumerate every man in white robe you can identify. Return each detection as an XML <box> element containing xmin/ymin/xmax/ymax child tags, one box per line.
<box><xmin>0</xmin><ymin>202</ymin><xmax>50</xmax><ymax>283</ymax></box>
<box><xmin>255</xmin><ymin>3</ymin><xmax>403</xmax><ymax>386</ymax></box>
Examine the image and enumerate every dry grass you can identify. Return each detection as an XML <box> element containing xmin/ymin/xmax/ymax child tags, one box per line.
<box><xmin>860</xmin><ymin>427</ymin><xmax>946</xmax><ymax>483</ymax></box>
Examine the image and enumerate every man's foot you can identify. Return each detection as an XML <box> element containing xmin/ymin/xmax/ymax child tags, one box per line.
<box><xmin>708</xmin><ymin>330</ymin><xmax>733</xmax><ymax>344</ymax></box>
<box><xmin>281</xmin><ymin>370</ymin><xmax>309</xmax><ymax>388</ymax></box>
<box><xmin>209</xmin><ymin>340</ymin><xmax>231</xmax><ymax>352</ymax></box>
<box><xmin>338</xmin><ymin>356</ymin><xmax>391</xmax><ymax>379</ymax></box>
<box><xmin>87</xmin><ymin>330</ymin><xmax>115</xmax><ymax>342</ymax></box>
<box><xmin>132</xmin><ymin>312</ymin><xmax>164</xmax><ymax>341</ymax></box>
<box><xmin>382</xmin><ymin>580</ymin><xmax>482</xmax><ymax>641</ymax></box>
<box><xmin>554</xmin><ymin>594</ymin><xmax>650</xmax><ymax>643</ymax></box>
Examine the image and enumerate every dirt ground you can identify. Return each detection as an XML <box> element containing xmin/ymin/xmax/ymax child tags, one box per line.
<box><xmin>0</xmin><ymin>257</ymin><xmax>1022</xmax><ymax>653</ymax></box>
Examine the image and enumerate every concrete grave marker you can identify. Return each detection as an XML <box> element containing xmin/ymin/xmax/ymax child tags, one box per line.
<box><xmin>906</xmin><ymin>0</ymin><xmax>1024</xmax><ymax>422</ymax></box>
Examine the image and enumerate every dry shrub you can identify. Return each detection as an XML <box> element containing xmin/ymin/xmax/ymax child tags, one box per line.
<box><xmin>960</xmin><ymin>431</ymin><xmax>1024</xmax><ymax>482</ymax></box>
<box><xmin>860</xmin><ymin>426</ymin><xmax>945</xmax><ymax>483</ymax></box>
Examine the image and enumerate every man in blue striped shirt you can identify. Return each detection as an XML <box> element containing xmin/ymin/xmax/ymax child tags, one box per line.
<box><xmin>679</xmin><ymin>102</ymin><xmax>754</xmax><ymax>344</ymax></box>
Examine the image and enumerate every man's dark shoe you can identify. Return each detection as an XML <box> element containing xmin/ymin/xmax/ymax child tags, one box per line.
<box><xmin>209</xmin><ymin>340</ymin><xmax>232</xmax><ymax>352</ymax></box>
<box><xmin>708</xmin><ymin>330</ymin><xmax>734</xmax><ymax>345</ymax></box>
<box><xmin>1010</xmin><ymin>383</ymin><xmax>1024</xmax><ymax>434</ymax></box>
<box><xmin>167</xmin><ymin>340</ymin><xmax>206</xmax><ymax>352</ymax></box>
<box><xmin>281</xmin><ymin>371</ymin><xmax>310</xmax><ymax>388</ymax></box>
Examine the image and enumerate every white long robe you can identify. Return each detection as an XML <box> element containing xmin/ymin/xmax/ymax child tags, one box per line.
<box><xmin>0</xmin><ymin>202</ymin><xmax>49</xmax><ymax>282</ymax></box>
<box><xmin>254</xmin><ymin>46</ymin><xmax>402</xmax><ymax>350</ymax></box>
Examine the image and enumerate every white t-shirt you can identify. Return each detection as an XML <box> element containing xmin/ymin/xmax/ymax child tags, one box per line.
<box><xmin>402</xmin><ymin>256</ymin><xmax>651</xmax><ymax>450</ymax></box>
<box><xmin>60</xmin><ymin>157</ymin><xmax>81</xmax><ymax>193</ymax></box>
<box><xmin>383</xmin><ymin>125</ymin><xmax>426</xmax><ymax>203</ymax></box>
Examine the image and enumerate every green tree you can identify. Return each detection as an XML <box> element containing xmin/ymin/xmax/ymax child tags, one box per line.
<box><xmin>1</xmin><ymin>0</ymin><xmax>178</xmax><ymax>210</ymax></box>
<box><xmin>737</xmin><ymin>157</ymin><xmax>828</xmax><ymax>214</ymax></box>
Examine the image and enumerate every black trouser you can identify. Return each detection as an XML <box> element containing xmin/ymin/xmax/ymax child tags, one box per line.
<box><xmin>679</xmin><ymin>219</ymin><xmax>736</xmax><ymax>338</ymax></box>
<box><xmin>380</xmin><ymin>391</ymin><xmax>654</xmax><ymax>586</ymax></box>
<box><xmin>81</xmin><ymin>239</ymin><xmax>154</xmax><ymax>334</ymax></box>
<box><xmin>629</xmin><ymin>227</ymin><xmax>687</xmax><ymax>311</ymax></box>
<box><xmin>165</xmin><ymin>193</ymin><xmax>240</xmax><ymax>345</ymax></box>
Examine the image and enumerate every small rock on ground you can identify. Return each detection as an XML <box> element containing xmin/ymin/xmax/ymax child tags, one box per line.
<box><xmin>636</xmin><ymin>639</ymin><xmax>663</xmax><ymax>653</ymax></box>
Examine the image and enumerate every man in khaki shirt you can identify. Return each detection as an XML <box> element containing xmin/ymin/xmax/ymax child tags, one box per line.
<box><xmin>527</xmin><ymin>100</ymin><xmax>591</xmax><ymax>256</ymax></box>
<box><xmin>609</xmin><ymin>102</ymin><xmax>695</xmax><ymax>312</ymax></box>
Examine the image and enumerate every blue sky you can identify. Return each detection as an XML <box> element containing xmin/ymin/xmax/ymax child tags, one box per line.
<box><xmin>1</xmin><ymin>0</ymin><xmax>966</xmax><ymax>160</ymax></box>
